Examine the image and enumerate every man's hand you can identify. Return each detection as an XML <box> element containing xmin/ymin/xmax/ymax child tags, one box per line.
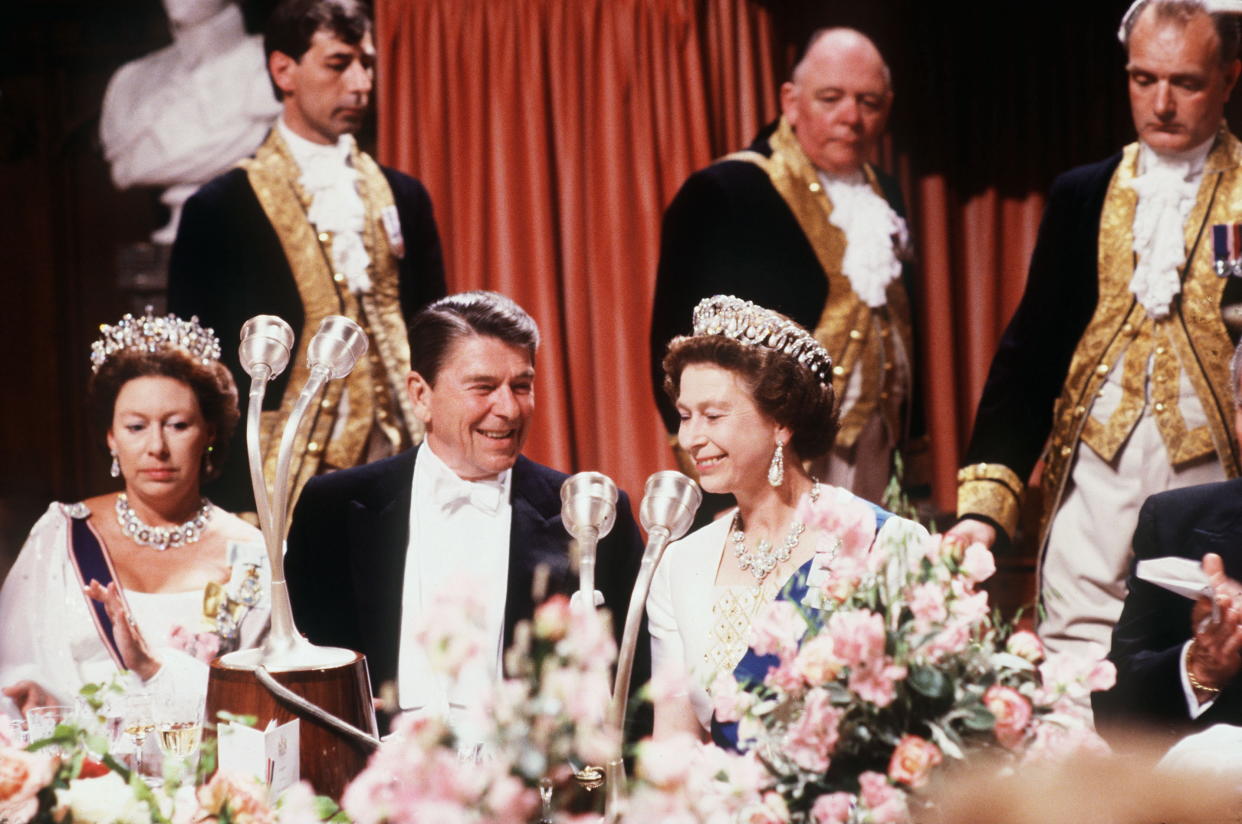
<box><xmin>2</xmin><ymin>680</ymin><xmax>57</xmax><ymax>715</ymax></box>
<box><xmin>944</xmin><ymin>518</ymin><xmax>998</xmax><ymax>550</ymax></box>
<box><xmin>1187</xmin><ymin>552</ymin><xmax>1242</xmax><ymax>695</ymax></box>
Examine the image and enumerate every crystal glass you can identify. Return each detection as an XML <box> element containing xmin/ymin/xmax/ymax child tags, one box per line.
<box><xmin>121</xmin><ymin>690</ymin><xmax>155</xmax><ymax>776</ymax></box>
<box><xmin>26</xmin><ymin>705</ymin><xmax>74</xmax><ymax>755</ymax></box>
<box><xmin>153</xmin><ymin>687</ymin><xmax>204</xmax><ymax>762</ymax></box>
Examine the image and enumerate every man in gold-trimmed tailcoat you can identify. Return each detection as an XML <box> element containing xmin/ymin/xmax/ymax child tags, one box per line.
<box><xmin>649</xmin><ymin>28</ymin><xmax>923</xmax><ymax>514</ymax></box>
<box><xmin>168</xmin><ymin>0</ymin><xmax>445</xmax><ymax>516</ymax></box>
<box><xmin>951</xmin><ymin>0</ymin><xmax>1242</xmax><ymax>668</ymax></box>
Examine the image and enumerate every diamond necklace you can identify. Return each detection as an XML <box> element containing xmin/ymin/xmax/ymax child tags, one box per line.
<box><xmin>115</xmin><ymin>493</ymin><xmax>212</xmax><ymax>551</ymax></box>
<box><xmin>730</xmin><ymin>483</ymin><xmax>820</xmax><ymax>583</ymax></box>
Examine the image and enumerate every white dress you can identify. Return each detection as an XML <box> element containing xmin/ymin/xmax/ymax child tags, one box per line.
<box><xmin>0</xmin><ymin>502</ymin><xmax>270</xmax><ymax>708</ymax></box>
<box><xmin>648</xmin><ymin>514</ymin><xmax>744</xmax><ymax>730</ymax></box>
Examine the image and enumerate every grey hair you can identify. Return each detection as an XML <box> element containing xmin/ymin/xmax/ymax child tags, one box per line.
<box><xmin>1119</xmin><ymin>0</ymin><xmax>1242</xmax><ymax>65</ymax></box>
<box><xmin>792</xmin><ymin>27</ymin><xmax>893</xmax><ymax>93</ymax></box>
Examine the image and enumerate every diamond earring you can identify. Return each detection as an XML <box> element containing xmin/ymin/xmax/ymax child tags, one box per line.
<box><xmin>768</xmin><ymin>440</ymin><xmax>785</xmax><ymax>488</ymax></box>
<box><xmin>110</xmin><ymin>451</ymin><xmax>120</xmax><ymax>479</ymax></box>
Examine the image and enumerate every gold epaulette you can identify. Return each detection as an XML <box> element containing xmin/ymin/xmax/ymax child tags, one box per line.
<box><xmin>956</xmin><ymin>462</ymin><xmax>1024</xmax><ymax>539</ymax></box>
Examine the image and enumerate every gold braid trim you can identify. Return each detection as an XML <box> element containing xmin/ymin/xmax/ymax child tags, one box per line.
<box><xmin>956</xmin><ymin>462</ymin><xmax>1024</xmax><ymax>538</ymax></box>
<box><xmin>240</xmin><ymin>131</ymin><xmax>347</xmax><ymax>509</ymax></box>
<box><xmin>725</xmin><ymin>117</ymin><xmax>912</xmax><ymax>449</ymax></box>
<box><xmin>240</xmin><ymin>132</ymin><xmax>418</xmax><ymax>509</ymax></box>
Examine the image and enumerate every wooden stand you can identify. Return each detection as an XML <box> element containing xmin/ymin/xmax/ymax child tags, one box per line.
<box><xmin>206</xmin><ymin>652</ymin><xmax>377</xmax><ymax>799</ymax></box>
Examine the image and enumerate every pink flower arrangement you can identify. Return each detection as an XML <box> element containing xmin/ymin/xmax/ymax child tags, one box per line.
<box><xmin>708</xmin><ymin>485</ymin><xmax>1112</xmax><ymax>822</ymax></box>
<box><xmin>343</xmin><ymin>580</ymin><xmax>620</xmax><ymax>823</ymax></box>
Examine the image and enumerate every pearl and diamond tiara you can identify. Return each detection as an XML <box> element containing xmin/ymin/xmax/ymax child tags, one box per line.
<box><xmin>691</xmin><ymin>294</ymin><xmax>834</xmax><ymax>386</ymax></box>
<box><xmin>90</xmin><ymin>307</ymin><xmax>222</xmax><ymax>374</ymax></box>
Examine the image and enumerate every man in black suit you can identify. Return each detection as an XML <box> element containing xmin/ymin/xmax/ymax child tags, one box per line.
<box><xmin>1095</xmin><ymin>341</ymin><xmax>1242</xmax><ymax>747</ymax></box>
<box><xmin>650</xmin><ymin>27</ymin><xmax>923</xmax><ymax>515</ymax></box>
<box><xmin>285</xmin><ymin>291</ymin><xmax>646</xmax><ymax>737</ymax></box>
<box><xmin>169</xmin><ymin>0</ymin><xmax>445</xmax><ymax>517</ymax></box>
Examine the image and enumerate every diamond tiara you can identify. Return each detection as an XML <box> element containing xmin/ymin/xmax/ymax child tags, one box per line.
<box><xmin>90</xmin><ymin>307</ymin><xmax>222</xmax><ymax>374</ymax></box>
<box><xmin>691</xmin><ymin>295</ymin><xmax>834</xmax><ymax>386</ymax></box>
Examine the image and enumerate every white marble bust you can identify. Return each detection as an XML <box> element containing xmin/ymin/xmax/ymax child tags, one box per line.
<box><xmin>100</xmin><ymin>0</ymin><xmax>281</xmax><ymax>243</ymax></box>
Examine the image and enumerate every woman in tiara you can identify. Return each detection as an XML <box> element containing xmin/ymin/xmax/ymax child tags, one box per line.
<box><xmin>0</xmin><ymin>310</ymin><xmax>269</xmax><ymax>714</ymax></box>
<box><xmin>647</xmin><ymin>295</ymin><xmax>925</xmax><ymax>739</ymax></box>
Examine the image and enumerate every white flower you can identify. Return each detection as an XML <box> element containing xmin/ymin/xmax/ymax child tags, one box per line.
<box><xmin>55</xmin><ymin>772</ymin><xmax>152</xmax><ymax>824</ymax></box>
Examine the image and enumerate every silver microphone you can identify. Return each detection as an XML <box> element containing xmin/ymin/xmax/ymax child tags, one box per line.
<box><xmin>561</xmin><ymin>472</ymin><xmax>618</xmax><ymax>605</ymax></box>
<box><xmin>239</xmin><ymin>315</ymin><xmax>295</xmax><ymax>381</ymax></box>
<box><xmin>306</xmin><ymin>315</ymin><xmax>368</xmax><ymax>379</ymax></box>
<box><xmin>605</xmin><ymin>471</ymin><xmax>701</xmax><ymax>818</ymax></box>
<box><xmin>638</xmin><ymin>470</ymin><xmax>701</xmax><ymax>543</ymax></box>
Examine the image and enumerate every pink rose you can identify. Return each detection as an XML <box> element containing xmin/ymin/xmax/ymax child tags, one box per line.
<box><xmin>1005</xmin><ymin>630</ymin><xmax>1044</xmax><ymax>663</ymax></box>
<box><xmin>922</xmin><ymin>620</ymin><xmax>972</xmax><ymax>662</ymax></box>
<box><xmin>782</xmin><ymin>689</ymin><xmax>841</xmax><ymax>772</ymax></box>
<box><xmin>749</xmin><ymin>601</ymin><xmax>807</xmax><ymax>660</ymax></box>
<box><xmin>533</xmin><ymin>593</ymin><xmax>572</xmax><ymax>641</ymax></box>
<box><xmin>960</xmin><ymin>542</ymin><xmax>996</xmax><ymax>583</ymax></box>
<box><xmin>764</xmin><ymin>661</ymin><xmax>804</xmax><ymax>695</ymax></box>
<box><xmin>826</xmin><ymin>609</ymin><xmax>886</xmax><ymax>668</ymax></box>
<box><xmin>908</xmin><ymin>582</ymin><xmax>947</xmax><ymax>629</ymax></box>
<box><xmin>0</xmin><ymin>746</ymin><xmax>57</xmax><ymax>824</ymax></box>
<box><xmin>711</xmin><ymin>670</ymin><xmax>754</xmax><ymax>724</ymax></box>
<box><xmin>198</xmin><ymin>772</ymin><xmax>276</xmax><ymax>824</ymax></box>
<box><xmin>848</xmin><ymin>659</ymin><xmax>907</xmax><ymax>708</ymax></box>
<box><xmin>798</xmin><ymin>486</ymin><xmax>877</xmax><ymax>557</ymax></box>
<box><xmin>810</xmin><ymin>792</ymin><xmax>855</xmax><ymax>824</ymax></box>
<box><xmin>858</xmin><ymin>771</ymin><xmax>909</xmax><ymax>824</ymax></box>
<box><xmin>793</xmin><ymin>634</ymin><xmax>844</xmax><ymax>686</ymax></box>
<box><xmin>983</xmin><ymin>685</ymin><xmax>1032</xmax><ymax>749</ymax></box>
<box><xmin>887</xmin><ymin>734</ymin><xmax>942</xmax><ymax>788</ymax></box>
<box><xmin>948</xmin><ymin>586</ymin><xmax>990</xmax><ymax>625</ymax></box>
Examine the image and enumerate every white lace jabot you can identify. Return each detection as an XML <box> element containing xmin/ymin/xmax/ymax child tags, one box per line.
<box><xmin>278</xmin><ymin>117</ymin><xmax>372</xmax><ymax>293</ymax></box>
<box><xmin>1127</xmin><ymin>136</ymin><xmax>1214</xmax><ymax>319</ymax></box>
<box><xmin>819</xmin><ymin>170</ymin><xmax>908</xmax><ymax>308</ymax></box>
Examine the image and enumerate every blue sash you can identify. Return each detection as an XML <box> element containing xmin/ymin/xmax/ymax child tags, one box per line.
<box><xmin>712</xmin><ymin>501</ymin><xmax>893</xmax><ymax>750</ymax></box>
<box><xmin>68</xmin><ymin>514</ymin><xmax>125</xmax><ymax>670</ymax></box>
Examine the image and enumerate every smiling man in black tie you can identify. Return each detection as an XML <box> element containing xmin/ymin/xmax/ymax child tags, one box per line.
<box><xmin>284</xmin><ymin>291</ymin><xmax>646</xmax><ymax>737</ymax></box>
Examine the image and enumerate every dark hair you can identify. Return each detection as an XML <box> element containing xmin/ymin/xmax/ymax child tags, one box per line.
<box><xmin>1121</xmin><ymin>0</ymin><xmax>1242</xmax><ymax>66</ymax></box>
<box><xmin>662</xmin><ymin>335</ymin><xmax>838</xmax><ymax>460</ymax></box>
<box><xmin>264</xmin><ymin>0</ymin><xmax>372</xmax><ymax>100</ymax></box>
<box><xmin>408</xmin><ymin>291</ymin><xmax>541</xmax><ymax>385</ymax></box>
<box><xmin>89</xmin><ymin>349</ymin><xmax>240</xmax><ymax>481</ymax></box>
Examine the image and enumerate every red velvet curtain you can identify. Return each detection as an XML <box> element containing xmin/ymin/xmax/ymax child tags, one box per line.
<box><xmin>375</xmin><ymin>0</ymin><xmax>782</xmax><ymax>503</ymax></box>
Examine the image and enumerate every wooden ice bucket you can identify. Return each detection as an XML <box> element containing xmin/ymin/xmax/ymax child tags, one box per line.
<box><xmin>206</xmin><ymin>652</ymin><xmax>377</xmax><ymax>799</ymax></box>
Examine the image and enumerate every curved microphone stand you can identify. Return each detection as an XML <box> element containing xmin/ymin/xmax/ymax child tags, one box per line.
<box><xmin>209</xmin><ymin>315</ymin><xmax>381</xmax><ymax>799</ymax></box>
<box><xmin>604</xmin><ymin>471</ymin><xmax>701</xmax><ymax>822</ymax></box>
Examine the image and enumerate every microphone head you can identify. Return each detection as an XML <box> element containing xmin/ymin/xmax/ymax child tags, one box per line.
<box><xmin>560</xmin><ymin>471</ymin><xmax>618</xmax><ymax>541</ymax></box>
<box><xmin>306</xmin><ymin>315</ymin><xmax>368</xmax><ymax>379</ymax></box>
<box><xmin>639</xmin><ymin>471</ymin><xmax>701</xmax><ymax>541</ymax></box>
<box><xmin>239</xmin><ymin>315</ymin><xmax>295</xmax><ymax>380</ymax></box>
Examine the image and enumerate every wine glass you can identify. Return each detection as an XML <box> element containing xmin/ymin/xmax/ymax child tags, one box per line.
<box><xmin>26</xmin><ymin>705</ymin><xmax>74</xmax><ymax>754</ymax></box>
<box><xmin>121</xmin><ymin>690</ymin><xmax>155</xmax><ymax>777</ymax></box>
<box><xmin>153</xmin><ymin>687</ymin><xmax>204</xmax><ymax>765</ymax></box>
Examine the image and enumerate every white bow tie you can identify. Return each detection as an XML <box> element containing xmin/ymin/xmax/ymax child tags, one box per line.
<box><xmin>431</xmin><ymin>473</ymin><xmax>505</xmax><ymax>514</ymax></box>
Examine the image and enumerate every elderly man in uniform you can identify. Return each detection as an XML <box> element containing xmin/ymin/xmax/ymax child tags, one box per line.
<box><xmin>951</xmin><ymin>0</ymin><xmax>1242</xmax><ymax>670</ymax></box>
<box><xmin>169</xmin><ymin>0</ymin><xmax>445</xmax><ymax>516</ymax></box>
<box><xmin>649</xmin><ymin>27</ymin><xmax>922</xmax><ymax>514</ymax></box>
